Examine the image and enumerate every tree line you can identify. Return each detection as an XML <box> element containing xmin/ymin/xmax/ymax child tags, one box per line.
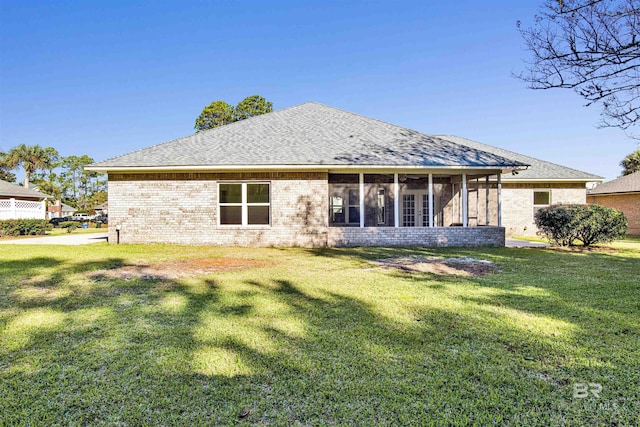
<box><xmin>0</xmin><ymin>145</ymin><xmax>106</xmax><ymax>211</ymax></box>
<box><xmin>0</xmin><ymin>95</ymin><xmax>272</xmax><ymax>213</ymax></box>
<box><xmin>194</xmin><ymin>95</ymin><xmax>273</xmax><ymax>132</ymax></box>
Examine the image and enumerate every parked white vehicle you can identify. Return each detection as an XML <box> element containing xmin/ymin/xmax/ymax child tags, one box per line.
<box><xmin>71</xmin><ymin>213</ymin><xmax>90</xmax><ymax>221</ymax></box>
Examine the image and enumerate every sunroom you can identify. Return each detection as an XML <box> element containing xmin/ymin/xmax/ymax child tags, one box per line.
<box><xmin>328</xmin><ymin>171</ymin><xmax>505</xmax><ymax>228</ymax></box>
<box><xmin>325</xmin><ymin>170</ymin><xmax>510</xmax><ymax>247</ymax></box>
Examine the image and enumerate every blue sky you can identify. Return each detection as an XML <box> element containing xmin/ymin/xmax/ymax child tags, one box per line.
<box><xmin>1</xmin><ymin>0</ymin><xmax>637</xmax><ymax>181</ymax></box>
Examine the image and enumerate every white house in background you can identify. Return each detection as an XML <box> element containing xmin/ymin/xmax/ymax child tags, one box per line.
<box><xmin>94</xmin><ymin>202</ymin><xmax>108</xmax><ymax>215</ymax></box>
<box><xmin>0</xmin><ymin>179</ymin><xmax>50</xmax><ymax>220</ymax></box>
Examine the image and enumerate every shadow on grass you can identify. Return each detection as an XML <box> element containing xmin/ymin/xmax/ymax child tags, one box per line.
<box><xmin>0</xmin><ymin>247</ymin><xmax>638</xmax><ymax>425</ymax></box>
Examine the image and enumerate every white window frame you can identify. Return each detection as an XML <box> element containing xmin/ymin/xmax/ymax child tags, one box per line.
<box><xmin>218</xmin><ymin>182</ymin><xmax>271</xmax><ymax>227</ymax></box>
<box><xmin>532</xmin><ymin>190</ymin><xmax>551</xmax><ymax>220</ymax></box>
<box><xmin>328</xmin><ymin>186</ymin><xmax>360</xmax><ymax>225</ymax></box>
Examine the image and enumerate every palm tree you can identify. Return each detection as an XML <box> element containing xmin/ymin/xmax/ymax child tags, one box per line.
<box><xmin>0</xmin><ymin>151</ymin><xmax>17</xmax><ymax>182</ymax></box>
<box><xmin>3</xmin><ymin>144</ymin><xmax>48</xmax><ymax>188</ymax></box>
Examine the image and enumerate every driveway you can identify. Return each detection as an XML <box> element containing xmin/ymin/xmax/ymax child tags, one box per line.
<box><xmin>505</xmin><ymin>238</ymin><xmax>549</xmax><ymax>248</ymax></box>
<box><xmin>0</xmin><ymin>232</ymin><xmax>108</xmax><ymax>245</ymax></box>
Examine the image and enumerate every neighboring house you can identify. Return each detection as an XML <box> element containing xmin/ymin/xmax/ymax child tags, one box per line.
<box><xmin>94</xmin><ymin>202</ymin><xmax>108</xmax><ymax>216</ymax></box>
<box><xmin>436</xmin><ymin>136</ymin><xmax>602</xmax><ymax>237</ymax></box>
<box><xmin>0</xmin><ymin>180</ymin><xmax>50</xmax><ymax>220</ymax></box>
<box><xmin>47</xmin><ymin>201</ymin><xmax>77</xmax><ymax>219</ymax></box>
<box><xmin>87</xmin><ymin>102</ymin><xmax>595</xmax><ymax>247</ymax></box>
<box><xmin>587</xmin><ymin>171</ymin><xmax>640</xmax><ymax>235</ymax></box>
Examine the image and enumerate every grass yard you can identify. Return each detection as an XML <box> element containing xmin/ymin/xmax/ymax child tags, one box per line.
<box><xmin>47</xmin><ymin>226</ymin><xmax>107</xmax><ymax>235</ymax></box>
<box><xmin>1</xmin><ymin>242</ymin><xmax>639</xmax><ymax>426</ymax></box>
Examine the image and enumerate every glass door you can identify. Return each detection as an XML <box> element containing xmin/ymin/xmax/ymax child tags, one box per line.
<box><xmin>402</xmin><ymin>191</ymin><xmax>430</xmax><ymax>226</ymax></box>
<box><xmin>402</xmin><ymin>194</ymin><xmax>415</xmax><ymax>227</ymax></box>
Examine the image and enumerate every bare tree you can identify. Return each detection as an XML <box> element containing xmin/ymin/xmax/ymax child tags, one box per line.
<box><xmin>517</xmin><ymin>0</ymin><xmax>640</xmax><ymax>134</ymax></box>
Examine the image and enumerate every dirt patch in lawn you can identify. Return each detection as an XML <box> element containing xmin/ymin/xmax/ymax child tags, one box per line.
<box><xmin>89</xmin><ymin>258</ymin><xmax>273</xmax><ymax>280</ymax></box>
<box><xmin>371</xmin><ymin>256</ymin><xmax>500</xmax><ymax>277</ymax></box>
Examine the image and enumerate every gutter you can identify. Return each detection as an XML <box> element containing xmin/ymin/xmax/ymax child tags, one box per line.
<box><xmin>85</xmin><ymin>164</ymin><xmax>529</xmax><ymax>174</ymax></box>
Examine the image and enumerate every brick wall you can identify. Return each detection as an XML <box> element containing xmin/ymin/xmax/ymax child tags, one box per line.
<box><xmin>500</xmin><ymin>184</ymin><xmax>587</xmax><ymax>237</ymax></box>
<box><xmin>327</xmin><ymin>226</ymin><xmax>505</xmax><ymax>247</ymax></box>
<box><xmin>108</xmin><ymin>172</ymin><xmax>328</xmax><ymax>246</ymax></box>
<box><xmin>107</xmin><ymin>171</ymin><xmax>506</xmax><ymax>247</ymax></box>
<box><xmin>588</xmin><ymin>193</ymin><xmax>640</xmax><ymax>235</ymax></box>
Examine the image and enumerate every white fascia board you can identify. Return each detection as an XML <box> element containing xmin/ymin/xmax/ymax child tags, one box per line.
<box><xmin>500</xmin><ymin>178</ymin><xmax>603</xmax><ymax>183</ymax></box>
<box><xmin>588</xmin><ymin>191</ymin><xmax>640</xmax><ymax>196</ymax></box>
<box><xmin>85</xmin><ymin>164</ymin><xmax>523</xmax><ymax>174</ymax></box>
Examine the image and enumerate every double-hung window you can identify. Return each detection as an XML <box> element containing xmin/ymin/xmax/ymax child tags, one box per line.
<box><xmin>219</xmin><ymin>183</ymin><xmax>270</xmax><ymax>226</ymax></box>
<box><xmin>329</xmin><ymin>187</ymin><xmax>360</xmax><ymax>225</ymax></box>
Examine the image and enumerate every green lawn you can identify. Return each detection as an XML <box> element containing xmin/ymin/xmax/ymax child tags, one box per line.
<box><xmin>47</xmin><ymin>226</ymin><xmax>107</xmax><ymax>235</ymax></box>
<box><xmin>1</xmin><ymin>242</ymin><xmax>638</xmax><ymax>426</ymax></box>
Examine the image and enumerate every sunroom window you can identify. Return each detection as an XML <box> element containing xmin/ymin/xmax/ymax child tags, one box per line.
<box><xmin>329</xmin><ymin>188</ymin><xmax>360</xmax><ymax>225</ymax></box>
<box><xmin>219</xmin><ymin>183</ymin><xmax>270</xmax><ymax>226</ymax></box>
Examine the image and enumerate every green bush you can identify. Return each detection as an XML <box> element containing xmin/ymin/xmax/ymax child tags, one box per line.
<box><xmin>61</xmin><ymin>221</ymin><xmax>80</xmax><ymax>234</ymax></box>
<box><xmin>535</xmin><ymin>204</ymin><xmax>627</xmax><ymax>246</ymax></box>
<box><xmin>534</xmin><ymin>205</ymin><xmax>577</xmax><ymax>246</ymax></box>
<box><xmin>0</xmin><ymin>219</ymin><xmax>52</xmax><ymax>237</ymax></box>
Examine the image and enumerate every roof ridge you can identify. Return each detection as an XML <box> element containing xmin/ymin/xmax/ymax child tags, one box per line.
<box><xmin>307</xmin><ymin>101</ymin><xmax>418</xmax><ymax>133</ymax></box>
<box><xmin>88</xmin><ymin>103</ymin><xmax>532</xmax><ymax>170</ymax></box>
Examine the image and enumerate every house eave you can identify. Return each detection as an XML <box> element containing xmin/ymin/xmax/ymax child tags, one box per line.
<box><xmin>500</xmin><ymin>178</ymin><xmax>603</xmax><ymax>183</ymax></box>
<box><xmin>588</xmin><ymin>190</ymin><xmax>640</xmax><ymax>196</ymax></box>
<box><xmin>86</xmin><ymin>164</ymin><xmax>526</xmax><ymax>175</ymax></box>
<box><xmin>0</xmin><ymin>192</ymin><xmax>50</xmax><ymax>200</ymax></box>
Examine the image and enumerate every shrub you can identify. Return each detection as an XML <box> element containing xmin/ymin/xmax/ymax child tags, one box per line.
<box><xmin>0</xmin><ymin>219</ymin><xmax>52</xmax><ymax>237</ymax></box>
<box><xmin>61</xmin><ymin>221</ymin><xmax>80</xmax><ymax>233</ymax></box>
<box><xmin>535</xmin><ymin>204</ymin><xmax>627</xmax><ymax>246</ymax></box>
<box><xmin>534</xmin><ymin>205</ymin><xmax>578</xmax><ymax>246</ymax></box>
<box><xmin>573</xmin><ymin>204</ymin><xmax>628</xmax><ymax>246</ymax></box>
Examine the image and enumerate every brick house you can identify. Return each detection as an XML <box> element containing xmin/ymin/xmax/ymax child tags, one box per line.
<box><xmin>46</xmin><ymin>200</ymin><xmax>76</xmax><ymax>219</ymax></box>
<box><xmin>587</xmin><ymin>171</ymin><xmax>640</xmax><ymax>235</ymax></box>
<box><xmin>87</xmin><ymin>102</ymin><xmax>598</xmax><ymax>247</ymax></box>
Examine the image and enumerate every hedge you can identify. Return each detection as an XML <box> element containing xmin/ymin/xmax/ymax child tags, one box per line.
<box><xmin>534</xmin><ymin>204</ymin><xmax>627</xmax><ymax>246</ymax></box>
<box><xmin>0</xmin><ymin>219</ymin><xmax>52</xmax><ymax>237</ymax></box>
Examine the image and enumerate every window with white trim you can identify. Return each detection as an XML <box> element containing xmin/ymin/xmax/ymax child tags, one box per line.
<box><xmin>329</xmin><ymin>187</ymin><xmax>360</xmax><ymax>225</ymax></box>
<box><xmin>219</xmin><ymin>183</ymin><xmax>270</xmax><ymax>226</ymax></box>
<box><xmin>533</xmin><ymin>190</ymin><xmax>551</xmax><ymax>219</ymax></box>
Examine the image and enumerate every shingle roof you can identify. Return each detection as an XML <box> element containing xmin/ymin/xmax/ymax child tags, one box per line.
<box><xmin>0</xmin><ymin>180</ymin><xmax>50</xmax><ymax>199</ymax></box>
<box><xmin>89</xmin><ymin>102</ymin><xmax>527</xmax><ymax>170</ymax></box>
<box><xmin>434</xmin><ymin>135</ymin><xmax>602</xmax><ymax>181</ymax></box>
<box><xmin>588</xmin><ymin>171</ymin><xmax>640</xmax><ymax>195</ymax></box>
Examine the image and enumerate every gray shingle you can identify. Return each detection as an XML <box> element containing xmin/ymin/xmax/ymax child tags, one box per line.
<box><xmin>435</xmin><ymin>135</ymin><xmax>602</xmax><ymax>181</ymax></box>
<box><xmin>0</xmin><ymin>180</ymin><xmax>50</xmax><ymax>199</ymax></box>
<box><xmin>90</xmin><ymin>102</ymin><xmax>527</xmax><ymax>169</ymax></box>
<box><xmin>588</xmin><ymin>171</ymin><xmax>640</xmax><ymax>194</ymax></box>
